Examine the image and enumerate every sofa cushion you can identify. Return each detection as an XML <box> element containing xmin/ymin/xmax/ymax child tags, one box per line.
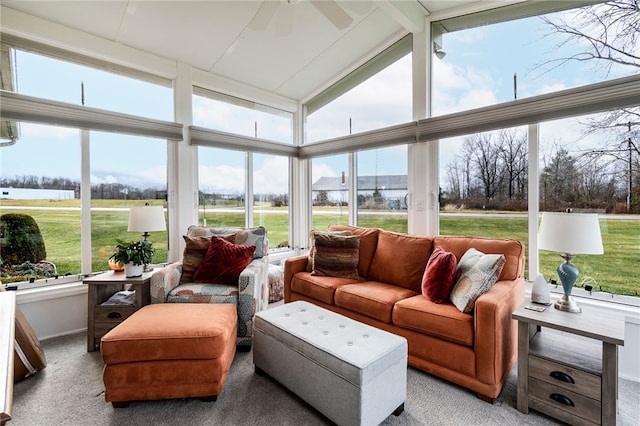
<box><xmin>421</xmin><ymin>248</ymin><xmax>458</xmax><ymax>303</ymax></box>
<box><xmin>393</xmin><ymin>295</ymin><xmax>473</xmax><ymax>347</ymax></box>
<box><xmin>192</xmin><ymin>236</ymin><xmax>256</xmax><ymax>285</ymax></box>
<box><xmin>290</xmin><ymin>272</ymin><xmax>362</xmax><ymax>305</ymax></box>
<box><xmin>310</xmin><ymin>233</ymin><xmax>360</xmax><ymax>279</ymax></box>
<box><xmin>328</xmin><ymin>225</ymin><xmax>379</xmax><ymax>278</ymax></box>
<box><xmin>449</xmin><ymin>248</ymin><xmax>506</xmax><ymax>314</ymax></box>
<box><xmin>307</xmin><ymin>229</ymin><xmax>353</xmax><ymax>273</ymax></box>
<box><xmin>392</xmin><ymin>295</ymin><xmax>474</xmax><ymax>346</ymax></box>
<box><xmin>367</xmin><ymin>230</ymin><xmax>433</xmax><ymax>292</ymax></box>
<box><xmin>334</xmin><ymin>282</ymin><xmax>418</xmax><ymax>324</ymax></box>
<box><xmin>433</xmin><ymin>236</ymin><xmax>524</xmax><ymax>281</ymax></box>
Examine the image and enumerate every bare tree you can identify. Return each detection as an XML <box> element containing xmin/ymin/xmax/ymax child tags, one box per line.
<box><xmin>539</xmin><ymin>0</ymin><xmax>639</xmax><ymax>75</ymax></box>
<box><xmin>539</xmin><ymin>0</ymin><xmax>640</xmax><ymax>211</ymax></box>
<box><xmin>497</xmin><ymin>129</ymin><xmax>528</xmax><ymax>200</ymax></box>
<box><xmin>463</xmin><ymin>134</ymin><xmax>502</xmax><ymax>204</ymax></box>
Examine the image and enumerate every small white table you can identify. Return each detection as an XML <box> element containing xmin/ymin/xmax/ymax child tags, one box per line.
<box><xmin>513</xmin><ymin>303</ymin><xmax>625</xmax><ymax>426</ymax></box>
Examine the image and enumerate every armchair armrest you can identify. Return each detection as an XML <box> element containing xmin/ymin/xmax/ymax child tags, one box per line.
<box><xmin>237</xmin><ymin>257</ymin><xmax>269</xmax><ymax>348</ymax></box>
<box><xmin>474</xmin><ymin>278</ymin><xmax>525</xmax><ymax>387</ymax></box>
<box><xmin>283</xmin><ymin>254</ymin><xmax>309</xmax><ymax>302</ymax></box>
<box><xmin>150</xmin><ymin>261</ymin><xmax>183</xmax><ymax>304</ymax></box>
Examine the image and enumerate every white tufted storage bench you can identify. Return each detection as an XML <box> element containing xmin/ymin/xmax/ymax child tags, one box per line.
<box><xmin>253</xmin><ymin>301</ymin><xmax>407</xmax><ymax>426</ymax></box>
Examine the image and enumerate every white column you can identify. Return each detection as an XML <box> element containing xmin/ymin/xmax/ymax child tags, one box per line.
<box><xmin>408</xmin><ymin>28</ymin><xmax>436</xmax><ymax>235</ymax></box>
<box><xmin>527</xmin><ymin>123</ymin><xmax>540</xmax><ymax>281</ymax></box>
<box><xmin>80</xmin><ymin>129</ymin><xmax>92</xmax><ymax>273</ymax></box>
<box><xmin>168</xmin><ymin>62</ymin><xmax>198</xmax><ymax>262</ymax></box>
<box><xmin>290</xmin><ymin>103</ymin><xmax>311</xmax><ymax>252</ymax></box>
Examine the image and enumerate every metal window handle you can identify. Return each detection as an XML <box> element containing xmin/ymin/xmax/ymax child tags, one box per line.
<box><xmin>550</xmin><ymin>393</ymin><xmax>575</xmax><ymax>407</ymax></box>
<box><xmin>550</xmin><ymin>370</ymin><xmax>575</xmax><ymax>384</ymax></box>
<box><xmin>107</xmin><ymin>312</ymin><xmax>122</xmax><ymax>319</ymax></box>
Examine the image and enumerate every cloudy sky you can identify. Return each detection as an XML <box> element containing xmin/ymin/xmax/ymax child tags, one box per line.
<box><xmin>1</xmin><ymin>3</ymin><xmax>632</xmax><ymax>195</ymax></box>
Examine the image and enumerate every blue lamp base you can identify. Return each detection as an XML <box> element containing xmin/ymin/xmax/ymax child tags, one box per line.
<box><xmin>555</xmin><ymin>254</ymin><xmax>581</xmax><ymax>313</ymax></box>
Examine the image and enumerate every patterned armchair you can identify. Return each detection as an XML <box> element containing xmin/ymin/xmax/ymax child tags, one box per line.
<box><xmin>150</xmin><ymin>226</ymin><xmax>269</xmax><ymax>350</ymax></box>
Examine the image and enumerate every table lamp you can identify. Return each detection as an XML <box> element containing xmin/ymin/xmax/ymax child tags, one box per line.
<box><xmin>128</xmin><ymin>204</ymin><xmax>166</xmax><ymax>271</ymax></box>
<box><xmin>538</xmin><ymin>211</ymin><xmax>603</xmax><ymax>313</ymax></box>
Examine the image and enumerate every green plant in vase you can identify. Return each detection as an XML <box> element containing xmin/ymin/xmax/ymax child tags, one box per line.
<box><xmin>108</xmin><ymin>239</ymin><xmax>154</xmax><ymax>277</ymax></box>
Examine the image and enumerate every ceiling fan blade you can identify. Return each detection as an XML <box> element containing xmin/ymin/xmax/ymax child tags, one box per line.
<box><xmin>249</xmin><ymin>1</ymin><xmax>281</xmax><ymax>31</ymax></box>
<box><xmin>310</xmin><ymin>0</ymin><xmax>353</xmax><ymax>30</ymax></box>
<box><xmin>276</xmin><ymin>2</ymin><xmax>294</xmax><ymax>36</ymax></box>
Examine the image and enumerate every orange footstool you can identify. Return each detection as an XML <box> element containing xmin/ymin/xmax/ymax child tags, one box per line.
<box><xmin>100</xmin><ymin>303</ymin><xmax>237</xmax><ymax>407</ymax></box>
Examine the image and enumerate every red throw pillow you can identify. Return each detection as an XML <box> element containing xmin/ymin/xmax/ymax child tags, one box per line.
<box><xmin>192</xmin><ymin>236</ymin><xmax>256</xmax><ymax>285</ymax></box>
<box><xmin>421</xmin><ymin>247</ymin><xmax>458</xmax><ymax>303</ymax></box>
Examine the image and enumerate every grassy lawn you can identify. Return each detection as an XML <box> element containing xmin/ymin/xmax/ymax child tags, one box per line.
<box><xmin>1</xmin><ymin>203</ymin><xmax>638</xmax><ymax>297</ymax></box>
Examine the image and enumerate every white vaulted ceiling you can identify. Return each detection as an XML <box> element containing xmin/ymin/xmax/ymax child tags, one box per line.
<box><xmin>1</xmin><ymin>1</ymin><xmax>499</xmax><ymax>104</ymax></box>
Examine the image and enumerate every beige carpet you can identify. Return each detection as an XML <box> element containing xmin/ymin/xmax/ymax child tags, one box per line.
<box><xmin>10</xmin><ymin>330</ymin><xmax>640</xmax><ymax>426</ymax></box>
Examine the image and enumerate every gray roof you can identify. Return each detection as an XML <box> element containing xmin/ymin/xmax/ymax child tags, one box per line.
<box><xmin>312</xmin><ymin>175</ymin><xmax>407</xmax><ymax>191</ymax></box>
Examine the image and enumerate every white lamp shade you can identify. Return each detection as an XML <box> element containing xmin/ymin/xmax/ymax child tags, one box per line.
<box><xmin>538</xmin><ymin>212</ymin><xmax>603</xmax><ymax>255</ymax></box>
<box><xmin>128</xmin><ymin>205</ymin><xmax>166</xmax><ymax>233</ymax></box>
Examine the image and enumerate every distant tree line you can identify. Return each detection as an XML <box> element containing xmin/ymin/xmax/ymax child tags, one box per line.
<box><xmin>442</xmin><ymin>129</ymin><xmax>639</xmax><ymax>213</ymax></box>
<box><xmin>0</xmin><ymin>176</ymin><xmax>166</xmax><ymax>201</ymax></box>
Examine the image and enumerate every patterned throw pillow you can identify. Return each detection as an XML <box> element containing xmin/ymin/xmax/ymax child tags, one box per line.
<box><xmin>306</xmin><ymin>230</ymin><xmax>353</xmax><ymax>272</ymax></box>
<box><xmin>450</xmin><ymin>248</ymin><xmax>506</xmax><ymax>314</ymax></box>
<box><xmin>421</xmin><ymin>248</ymin><xmax>458</xmax><ymax>303</ymax></box>
<box><xmin>186</xmin><ymin>225</ymin><xmax>267</xmax><ymax>259</ymax></box>
<box><xmin>192</xmin><ymin>236</ymin><xmax>256</xmax><ymax>285</ymax></box>
<box><xmin>233</xmin><ymin>226</ymin><xmax>267</xmax><ymax>259</ymax></box>
<box><xmin>181</xmin><ymin>234</ymin><xmax>235</xmax><ymax>283</ymax></box>
<box><xmin>310</xmin><ymin>233</ymin><xmax>360</xmax><ymax>280</ymax></box>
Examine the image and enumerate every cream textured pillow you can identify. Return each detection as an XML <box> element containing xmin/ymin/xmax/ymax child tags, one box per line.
<box><xmin>450</xmin><ymin>248</ymin><xmax>505</xmax><ymax>314</ymax></box>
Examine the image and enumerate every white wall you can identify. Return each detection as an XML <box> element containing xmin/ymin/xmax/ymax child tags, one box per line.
<box><xmin>16</xmin><ymin>283</ymin><xmax>87</xmax><ymax>340</ymax></box>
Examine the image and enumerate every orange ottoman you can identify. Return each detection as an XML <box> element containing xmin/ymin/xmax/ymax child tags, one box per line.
<box><xmin>101</xmin><ymin>303</ymin><xmax>237</xmax><ymax>407</ymax></box>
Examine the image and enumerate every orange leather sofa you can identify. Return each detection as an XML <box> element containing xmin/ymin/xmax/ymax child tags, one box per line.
<box><xmin>284</xmin><ymin>225</ymin><xmax>525</xmax><ymax>401</ymax></box>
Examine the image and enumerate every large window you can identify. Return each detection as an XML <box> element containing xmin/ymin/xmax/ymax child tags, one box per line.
<box><xmin>439</xmin><ymin>127</ymin><xmax>529</xmax><ymax>275</ymax></box>
<box><xmin>311</xmin><ymin>154</ymin><xmax>349</xmax><ymax>232</ymax></box>
<box><xmin>9</xmin><ymin>49</ymin><xmax>172</xmax><ymax>120</ymax></box>
<box><xmin>432</xmin><ymin>2</ymin><xmax>638</xmax><ymax>117</ymax></box>
<box><xmin>306</xmin><ymin>52</ymin><xmax>412</xmax><ymax>142</ymax></box>
<box><xmin>357</xmin><ymin>146</ymin><xmax>408</xmax><ymax>232</ymax></box>
<box><xmin>198</xmin><ymin>147</ymin><xmax>246</xmax><ymax>227</ymax></box>
<box><xmin>539</xmin><ymin>114</ymin><xmax>639</xmax><ymax>297</ymax></box>
<box><xmin>90</xmin><ymin>132</ymin><xmax>168</xmax><ymax>272</ymax></box>
<box><xmin>0</xmin><ymin>46</ymin><xmax>173</xmax><ymax>285</ymax></box>
<box><xmin>253</xmin><ymin>153</ymin><xmax>289</xmax><ymax>248</ymax></box>
<box><xmin>432</xmin><ymin>2</ymin><xmax>639</xmax><ymax>298</ymax></box>
<box><xmin>0</xmin><ymin>122</ymin><xmax>81</xmax><ymax>282</ymax></box>
<box><xmin>193</xmin><ymin>88</ymin><xmax>293</xmax><ymax>144</ymax></box>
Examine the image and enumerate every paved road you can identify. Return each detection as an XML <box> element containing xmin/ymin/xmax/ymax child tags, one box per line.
<box><xmin>1</xmin><ymin>205</ymin><xmax>639</xmax><ymax>220</ymax></box>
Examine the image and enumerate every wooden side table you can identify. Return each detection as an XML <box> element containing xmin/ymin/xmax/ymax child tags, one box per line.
<box><xmin>84</xmin><ymin>270</ymin><xmax>153</xmax><ymax>352</ymax></box>
<box><xmin>512</xmin><ymin>303</ymin><xmax>625</xmax><ymax>426</ymax></box>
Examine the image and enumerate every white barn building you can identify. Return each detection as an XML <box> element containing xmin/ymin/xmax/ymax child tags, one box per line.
<box><xmin>0</xmin><ymin>187</ymin><xmax>75</xmax><ymax>200</ymax></box>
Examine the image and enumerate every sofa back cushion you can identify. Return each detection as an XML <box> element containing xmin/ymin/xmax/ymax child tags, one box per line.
<box><xmin>327</xmin><ymin>224</ymin><xmax>379</xmax><ymax>278</ymax></box>
<box><xmin>433</xmin><ymin>236</ymin><xmax>524</xmax><ymax>281</ymax></box>
<box><xmin>368</xmin><ymin>230</ymin><xmax>433</xmax><ymax>292</ymax></box>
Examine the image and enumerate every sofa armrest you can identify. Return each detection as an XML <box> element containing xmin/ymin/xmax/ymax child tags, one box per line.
<box><xmin>150</xmin><ymin>261</ymin><xmax>183</xmax><ymax>304</ymax></box>
<box><xmin>473</xmin><ymin>278</ymin><xmax>525</xmax><ymax>386</ymax></box>
<box><xmin>283</xmin><ymin>254</ymin><xmax>309</xmax><ymax>302</ymax></box>
<box><xmin>237</xmin><ymin>257</ymin><xmax>269</xmax><ymax>347</ymax></box>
